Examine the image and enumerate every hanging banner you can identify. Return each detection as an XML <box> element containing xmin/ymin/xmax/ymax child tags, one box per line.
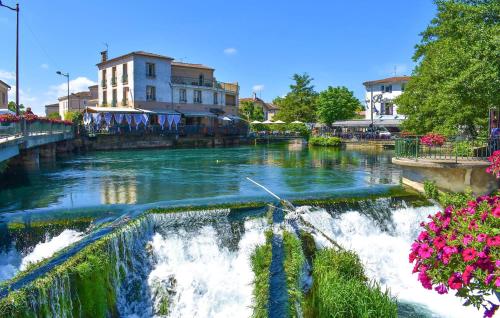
<box><xmin>167</xmin><ymin>114</ymin><xmax>175</xmax><ymax>130</ymax></box>
<box><xmin>104</xmin><ymin>113</ymin><xmax>113</xmax><ymax>127</ymax></box>
<box><xmin>115</xmin><ymin>114</ymin><xmax>124</xmax><ymax>125</ymax></box>
<box><xmin>142</xmin><ymin>114</ymin><xmax>149</xmax><ymax>126</ymax></box>
<box><xmin>133</xmin><ymin>114</ymin><xmax>143</xmax><ymax>130</ymax></box>
<box><xmin>158</xmin><ymin>114</ymin><xmax>167</xmax><ymax>130</ymax></box>
<box><xmin>125</xmin><ymin>114</ymin><xmax>132</xmax><ymax>130</ymax></box>
<box><xmin>173</xmin><ymin>114</ymin><xmax>181</xmax><ymax>130</ymax></box>
<box><xmin>83</xmin><ymin>113</ymin><xmax>91</xmax><ymax>126</ymax></box>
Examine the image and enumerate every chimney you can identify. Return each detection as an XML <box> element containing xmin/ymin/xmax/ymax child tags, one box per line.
<box><xmin>253</xmin><ymin>92</ymin><xmax>257</xmax><ymax>100</ymax></box>
<box><xmin>100</xmin><ymin>51</ymin><xmax>108</xmax><ymax>63</ymax></box>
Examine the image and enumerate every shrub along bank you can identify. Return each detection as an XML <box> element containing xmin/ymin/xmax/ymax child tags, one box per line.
<box><xmin>308</xmin><ymin>136</ymin><xmax>342</xmax><ymax>147</ymax></box>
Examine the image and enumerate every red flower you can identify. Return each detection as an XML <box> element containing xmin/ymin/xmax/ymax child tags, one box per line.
<box><xmin>486</xmin><ymin>236</ymin><xmax>500</xmax><ymax>247</ymax></box>
<box><xmin>462</xmin><ymin>265</ymin><xmax>475</xmax><ymax>285</ymax></box>
<box><xmin>462</xmin><ymin>248</ymin><xmax>477</xmax><ymax>262</ymax></box>
<box><xmin>418</xmin><ymin>244</ymin><xmax>434</xmax><ymax>259</ymax></box>
<box><xmin>492</xmin><ymin>206</ymin><xmax>500</xmax><ymax>218</ymax></box>
<box><xmin>433</xmin><ymin>236</ymin><xmax>446</xmax><ymax>250</ymax></box>
<box><xmin>448</xmin><ymin>273</ymin><xmax>463</xmax><ymax>290</ymax></box>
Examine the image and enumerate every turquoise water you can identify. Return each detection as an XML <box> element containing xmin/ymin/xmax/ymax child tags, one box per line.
<box><xmin>0</xmin><ymin>144</ymin><xmax>400</xmax><ymax>214</ymax></box>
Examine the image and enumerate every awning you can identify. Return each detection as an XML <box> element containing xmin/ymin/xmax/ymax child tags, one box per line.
<box><xmin>180</xmin><ymin>111</ymin><xmax>217</xmax><ymax>118</ymax></box>
<box><xmin>251</xmin><ymin>120</ymin><xmax>262</xmax><ymax>124</ymax></box>
<box><xmin>136</xmin><ymin>108</ymin><xmax>180</xmax><ymax>115</ymax></box>
<box><xmin>262</xmin><ymin>120</ymin><xmax>274</xmax><ymax>124</ymax></box>
<box><xmin>228</xmin><ymin>115</ymin><xmax>242</xmax><ymax>120</ymax></box>
<box><xmin>274</xmin><ymin>120</ymin><xmax>285</xmax><ymax>124</ymax></box>
<box><xmin>332</xmin><ymin>119</ymin><xmax>403</xmax><ymax>128</ymax></box>
<box><xmin>85</xmin><ymin>106</ymin><xmax>145</xmax><ymax>113</ymax></box>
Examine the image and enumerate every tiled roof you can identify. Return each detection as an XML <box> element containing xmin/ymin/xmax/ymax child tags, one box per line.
<box><xmin>171</xmin><ymin>61</ymin><xmax>214</xmax><ymax>70</ymax></box>
<box><xmin>0</xmin><ymin>80</ymin><xmax>11</xmax><ymax>89</ymax></box>
<box><xmin>363</xmin><ymin>76</ymin><xmax>411</xmax><ymax>86</ymax></box>
<box><xmin>58</xmin><ymin>91</ymin><xmax>92</xmax><ymax>101</ymax></box>
<box><xmin>97</xmin><ymin>51</ymin><xmax>174</xmax><ymax>66</ymax></box>
<box><xmin>239</xmin><ymin>96</ymin><xmax>279</xmax><ymax>110</ymax></box>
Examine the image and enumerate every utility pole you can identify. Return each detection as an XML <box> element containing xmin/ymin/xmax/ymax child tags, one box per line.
<box><xmin>57</xmin><ymin>71</ymin><xmax>70</xmax><ymax>116</ymax></box>
<box><xmin>0</xmin><ymin>1</ymin><xmax>20</xmax><ymax>115</ymax></box>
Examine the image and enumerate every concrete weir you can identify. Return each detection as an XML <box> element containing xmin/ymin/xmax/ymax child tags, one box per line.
<box><xmin>392</xmin><ymin>157</ymin><xmax>499</xmax><ymax>194</ymax></box>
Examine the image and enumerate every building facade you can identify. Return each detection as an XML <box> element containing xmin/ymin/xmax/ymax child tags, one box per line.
<box><xmin>363</xmin><ymin>76</ymin><xmax>410</xmax><ymax>121</ymax></box>
<box><xmin>96</xmin><ymin>51</ymin><xmax>239</xmax><ymax>124</ymax></box>
<box><xmin>0</xmin><ymin>80</ymin><xmax>10</xmax><ymax>109</ymax></box>
<box><xmin>45</xmin><ymin>103</ymin><xmax>59</xmax><ymax>116</ymax></box>
<box><xmin>239</xmin><ymin>93</ymin><xmax>279</xmax><ymax>121</ymax></box>
<box><xmin>58</xmin><ymin>85</ymin><xmax>98</xmax><ymax>118</ymax></box>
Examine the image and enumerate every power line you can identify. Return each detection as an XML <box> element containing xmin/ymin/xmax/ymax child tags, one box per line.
<box><xmin>21</xmin><ymin>11</ymin><xmax>60</xmax><ymax>70</ymax></box>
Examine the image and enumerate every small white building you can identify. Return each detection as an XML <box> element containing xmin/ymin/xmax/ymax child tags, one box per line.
<box><xmin>96</xmin><ymin>51</ymin><xmax>239</xmax><ymax>126</ymax></box>
<box><xmin>0</xmin><ymin>80</ymin><xmax>10</xmax><ymax>109</ymax></box>
<box><xmin>58</xmin><ymin>85</ymin><xmax>98</xmax><ymax>118</ymax></box>
<box><xmin>363</xmin><ymin>76</ymin><xmax>410</xmax><ymax>121</ymax></box>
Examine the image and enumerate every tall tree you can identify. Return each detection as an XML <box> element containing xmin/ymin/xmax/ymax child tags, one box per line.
<box><xmin>7</xmin><ymin>101</ymin><xmax>25</xmax><ymax>114</ymax></box>
<box><xmin>239</xmin><ymin>100</ymin><xmax>264</xmax><ymax>122</ymax></box>
<box><xmin>396</xmin><ymin>0</ymin><xmax>500</xmax><ymax>136</ymax></box>
<box><xmin>274</xmin><ymin>73</ymin><xmax>318</xmax><ymax>123</ymax></box>
<box><xmin>316</xmin><ymin>86</ymin><xmax>362</xmax><ymax>125</ymax></box>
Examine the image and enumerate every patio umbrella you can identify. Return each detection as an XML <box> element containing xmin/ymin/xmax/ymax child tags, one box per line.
<box><xmin>274</xmin><ymin>120</ymin><xmax>285</xmax><ymax>124</ymax></box>
<box><xmin>262</xmin><ymin>120</ymin><xmax>274</xmax><ymax>124</ymax></box>
<box><xmin>291</xmin><ymin>120</ymin><xmax>303</xmax><ymax>124</ymax></box>
<box><xmin>250</xmin><ymin>120</ymin><xmax>262</xmax><ymax>124</ymax></box>
<box><xmin>221</xmin><ymin>116</ymin><xmax>232</xmax><ymax>121</ymax></box>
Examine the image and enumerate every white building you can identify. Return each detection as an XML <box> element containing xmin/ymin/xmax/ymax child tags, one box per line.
<box><xmin>0</xmin><ymin>80</ymin><xmax>10</xmax><ymax>109</ymax></box>
<box><xmin>96</xmin><ymin>51</ymin><xmax>239</xmax><ymax>125</ymax></box>
<box><xmin>363</xmin><ymin>76</ymin><xmax>410</xmax><ymax>121</ymax></box>
<box><xmin>58</xmin><ymin>85</ymin><xmax>98</xmax><ymax>118</ymax></box>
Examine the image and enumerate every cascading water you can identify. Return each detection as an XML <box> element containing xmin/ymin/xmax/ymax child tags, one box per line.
<box><xmin>0</xmin><ymin>229</ymin><xmax>84</xmax><ymax>282</ymax></box>
<box><xmin>298</xmin><ymin>200</ymin><xmax>484</xmax><ymax>318</ymax></box>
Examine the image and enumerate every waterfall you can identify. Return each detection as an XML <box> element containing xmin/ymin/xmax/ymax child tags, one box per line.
<box><xmin>299</xmin><ymin>201</ymin><xmax>485</xmax><ymax>318</ymax></box>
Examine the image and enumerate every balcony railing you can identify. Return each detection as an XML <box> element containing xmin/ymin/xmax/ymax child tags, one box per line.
<box><xmin>121</xmin><ymin>99</ymin><xmax>128</xmax><ymax>106</ymax></box>
<box><xmin>122</xmin><ymin>74</ymin><xmax>128</xmax><ymax>84</ymax></box>
<box><xmin>171</xmin><ymin>76</ymin><xmax>239</xmax><ymax>93</ymax></box>
<box><xmin>101</xmin><ymin>79</ymin><xmax>107</xmax><ymax>88</ymax></box>
<box><xmin>111</xmin><ymin>77</ymin><xmax>117</xmax><ymax>86</ymax></box>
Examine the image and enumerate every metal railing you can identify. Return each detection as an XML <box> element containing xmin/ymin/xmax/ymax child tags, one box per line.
<box><xmin>171</xmin><ymin>76</ymin><xmax>239</xmax><ymax>93</ymax></box>
<box><xmin>394</xmin><ymin>136</ymin><xmax>498</xmax><ymax>161</ymax></box>
<box><xmin>0</xmin><ymin>120</ymin><xmax>73</xmax><ymax>143</ymax></box>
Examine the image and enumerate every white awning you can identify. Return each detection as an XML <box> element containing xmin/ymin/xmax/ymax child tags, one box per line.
<box><xmin>85</xmin><ymin>106</ymin><xmax>146</xmax><ymax>113</ymax></box>
<box><xmin>180</xmin><ymin>111</ymin><xmax>217</xmax><ymax>118</ymax></box>
<box><xmin>250</xmin><ymin>120</ymin><xmax>262</xmax><ymax>124</ymax></box>
<box><xmin>228</xmin><ymin>115</ymin><xmax>242</xmax><ymax>120</ymax></box>
<box><xmin>332</xmin><ymin>119</ymin><xmax>403</xmax><ymax>127</ymax></box>
<box><xmin>136</xmin><ymin>108</ymin><xmax>180</xmax><ymax>115</ymax></box>
<box><xmin>274</xmin><ymin>120</ymin><xmax>285</xmax><ymax>124</ymax></box>
<box><xmin>262</xmin><ymin>120</ymin><xmax>274</xmax><ymax>124</ymax></box>
<box><xmin>291</xmin><ymin>120</ymin><xmax>303</xmax><ymax>124</ymax></box>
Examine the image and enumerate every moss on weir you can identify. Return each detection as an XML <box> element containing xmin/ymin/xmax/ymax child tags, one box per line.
<box><xmin>250</xmin><ymin>230</ymin><xmax>273</xmax><ymax>318</ymax></box>
<box><xmin>282</xmin><ymin>231</ymin><xmax>305</xmax><ymax>318</ymax></box>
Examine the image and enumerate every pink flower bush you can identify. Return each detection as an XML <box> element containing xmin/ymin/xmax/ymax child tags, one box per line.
<box><xmin>0</xmin><ymin>114</ymin><xmax>21</xmax><ymax>123</ymax></box>
<box><xmin>410</xmin><ymin>196</ymin><xmax>500</xmax><ymax>317</ymax></box>
<box><xmin>486</xmin><ymin>150</ymin><xmax>500</xmax><ymax>178</ymax></box>
<box><xmin>420</xmin><ymin>133</ymin><xmax>446</xmax><ymax>147</ymax></box>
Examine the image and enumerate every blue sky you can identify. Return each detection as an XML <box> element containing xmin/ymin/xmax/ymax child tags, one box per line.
<box><xmin>0</xmin><ymin>0</ymin><xmax>436</xmax><ymax>114</ymax></box>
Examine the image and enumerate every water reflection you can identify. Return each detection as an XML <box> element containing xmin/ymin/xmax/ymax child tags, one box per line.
<box><xmin>0</xmin><ymin>144</ymin><xmax>401</xmax><ymax>212</ymax></box>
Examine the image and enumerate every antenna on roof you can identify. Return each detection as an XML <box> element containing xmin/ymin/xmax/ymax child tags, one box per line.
<box><xmin>393</xmin><ymin>65</ymin><xmax>397</xmax><ymax>77</ymax></box>
<box><xmin>178</xmin><ymin>56</ymin><xmax>187</xmax><ymax>63</ymax></box>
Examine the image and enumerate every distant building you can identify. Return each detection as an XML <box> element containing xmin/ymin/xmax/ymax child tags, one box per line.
<box><xmin>0</xmin><ymin>80</ymin><xmax>10</xmax><ymax>109</ymax></box>
<box><xmin>95</xmin><ymin>51</ymin><xmax>239</xmax><ymax>126</ymax></box>
<box><xmin>240</xmin><ymin>93</ymin><xmax>279</xmax><ymax>120</ymax></box>
<box><xmin>363</xmin><ymin>76</ymin><xmax>410</xmax><ymax>121</ymax></box>
<box><xmin>58</xmin><ymin>85</ymin><xmax>98</xmax><ymax>118</ymax></box>
<box><xmin>45</xmin><ymin>103</ymin><xmax>59</xmax><ymax>116</ymax></box>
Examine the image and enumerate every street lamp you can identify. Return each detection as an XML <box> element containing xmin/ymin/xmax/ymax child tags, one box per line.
<box><xmin>56</xmin><ymin>71</ymin><xmax>69</xmax><ymax>115</ymax></box>
<box><xmin>0</xmin><ymin>1</ymin><xmax>20</xmax><ymax>115</ymax></box>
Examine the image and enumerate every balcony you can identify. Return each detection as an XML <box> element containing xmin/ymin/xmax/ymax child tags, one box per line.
<box><xmin>111</xmin><ymin>77</ymin><xmax>117</xmax><ymax>87</ymax></box>
<box><xmin>101</xmin><ymin>79</ymin><xmax>107</xmax><ymax>88</ymax></box>
<box><xmin>122</xmin><ymin>74</ymin><xmax>128</xmax><ymax>84</ymax></box>
<box><xmin>111</xmin><ymin>100</ymin><xmax>117</xmax><ymax>107</ymax></box>
<box><xmin>171</xmin><ymin>76</ymin><xmax>239</xmax><ymax>93</ymax></box>
<box><xmin>121</xmin><ymin>99</ymin><xmax>128</xmax><ymax>106</ymax></box>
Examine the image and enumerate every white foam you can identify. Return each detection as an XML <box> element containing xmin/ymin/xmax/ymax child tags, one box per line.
<box><xmin>301</xmin><ymin>206</ymin><xmax>484</xmax><ymax>318</ymax></box>
<box><xmin>147</xmin><ymin>218</ymin><xmax>267</xmax><ymax>318</ymax></box>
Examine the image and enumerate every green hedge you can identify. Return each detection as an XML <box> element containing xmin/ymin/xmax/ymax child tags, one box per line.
<box><xmin>309</xmin><ymin>136</ymin><xmax>342</xmax><ymax>147</ymax></box>
<box><xmin>304</xmin><ymin>249</ymin><xmax>397</xmax><ymax>318</ymax></box>
<box><xmin>251</xmin><ymin>123</ymin><xmax>310</xmax><ymax>138</ymax></box>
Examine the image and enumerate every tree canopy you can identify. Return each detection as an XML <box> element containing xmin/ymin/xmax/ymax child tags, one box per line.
<box><xmin>7</xmin><ymin>101</ymin><xmax>25</xmax><ymax>114</ymax></box>
<box><xmin>396</xmin><ymin>0</ymin><xmax>500</xmax><ymax>136</ymax></box>
<box><xmin>316</xmin><ymin>86</ymin><xmax>362</xmax><ymax>125</ymax></box>
<box><xmin>274</xmin><ymin>73</ymin><xmax>318</xmax><ymax>123</ymax></box>
<box><xmin>239</xmin><ymin>100</ymin><xmax>264</xmax><ymax>122</ymax></box>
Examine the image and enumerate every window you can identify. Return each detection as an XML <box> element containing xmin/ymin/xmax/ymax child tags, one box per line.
<box><xmin>401</xmin><ymin>83</ymin><xmax>406</xmax><ymax>91</ymax></box>
<box><xmin>146</xmin><ymin>63</ymin><xmax>156</xmax><ymax>77</ymax></box>
<box><xmin>102</xmin><ymin>69</ymin><xmax>107</xmax><ymax>87</ymax></box>
<box><xmin>213</xmin><ymin>92</ymin><xmax>218</xmax><ymax>105</ymax></box>
<box><xmin>112</xmin><ymin>67</ymin><xmax>117</xmax><ymax>86</ymax></box>
<box><xmin>380</xmin><ymin>85</ymin><xmax>384</xmax><ymax>92</ymax></box>
<box><xmin>194</xmin><ymin>90</ymin><xmax>202</xmax><ymax>103</ymax></box>
<box><xmin>179</xmin><ymin>89</ymin><xmax>187</xmax><ymax>102</ymax></box>
<box><xmin>122</xmin><ymin>63</ymin><xmax>128</xmax><ymax>83</ymax></box>
<box><xmin>146</xmin><ymin>86</ymin><xmax>156</xmax><ymax>101</ymax></box>
<box><xmin>381</xmin><ymin>102</ymin><xmax>394</xmax><ymax>115</ymax></box>
<box><xmin>112</xmin><ymin>89</ymin><xmax>117</xmax><ymax>106</ymax></box>
<box><xmin>102</xmin><ymin>91</ymin><xmax>107</xmax><ymax>105</ymax></box>
<box><xmin>199</xmin><ymin>74</ymin><xmax>204</xmax><ymax>86</ymax></box>
<box><xmin>385</xmin><ymin>85</ymin><xmax>392</xmax><ymax>93</ymax></box>
<box><xmin>1</xmin><ymin>92</ymin><xmax>5</xmax><ymax>105</ymax></box>
<box><xmin>123</xmin><ymin>87</ymin><xmax>129</xmax><ymax>105</ymax></box>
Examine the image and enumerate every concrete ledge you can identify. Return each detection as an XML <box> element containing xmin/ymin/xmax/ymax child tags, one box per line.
<box><xmin>392</xmin><ymin>157</ymin><xmax>489</xmax><ymax>169</ymax></box>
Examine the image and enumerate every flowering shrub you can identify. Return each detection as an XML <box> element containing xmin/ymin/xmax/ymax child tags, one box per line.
<box><xmin>420</xmin><ymin>133</ymin><xmax>446</xmax><ymax>147</ymax></box>
<box><xmin>23</xmin><ymin>114</ymin><xmax>39</xmax><ymax>123</ymax></box>
<box><xmin>0</xmin><ymin>114</ymin><xmax>21</xmax><ymax>123</ymax></box>
<box><xmin>410</xmin><ymin>196</ymin><xmax>500</xmax><ymax>317</ymax></box>
<box><xmin>486</xmin><ymin>150</ymin><xmax>500</xmax><ymax>179</ymax></box>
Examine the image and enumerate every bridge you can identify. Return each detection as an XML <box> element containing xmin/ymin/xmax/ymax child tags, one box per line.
<box><xmin>0</xmin><ymin>120</ymin><xmax>74</xmax><ymax>166</ymax></box>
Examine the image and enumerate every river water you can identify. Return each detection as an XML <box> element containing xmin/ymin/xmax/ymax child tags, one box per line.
<box><xmin>0</xmin><ymin>144</ymin><xmax>482</xmax><ymax>317</ymax></box>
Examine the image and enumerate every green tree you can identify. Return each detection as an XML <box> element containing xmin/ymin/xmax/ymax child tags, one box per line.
<box><xmin>7</xmin><ymin>101</ymin><xmax>25</xmax><ymax>114</ymax></box>
<box><xmin>396</xmin><ymin>0</ymin><xmax>500</xmax><ymax>137</ymax></box>
<box><xmin>47</xmin><ymin>112</ymin><xmax>61</xmax><ymax>120</ymax></box>
<box><xmin>316</xmin><ymin>86</ymin><xmax>363</xmax><ymax>125</ymax></box>
<box><xmin>239</xmin><ymin>100</ymin><xmax>265</xmax><ymax>122</ymax></box>
<box><xmin>274</xmin><ymin>73</ymin><xmax>318</xmax><ymax>123</ymax></box>
<box><xmin>64</xmin><ymin>111</ymin><xmax>83</xmax><ymax>124</ymax></box>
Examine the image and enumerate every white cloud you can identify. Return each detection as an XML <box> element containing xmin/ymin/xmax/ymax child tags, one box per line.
<box><xmin>40</xmin><ymin>63</ymin><xmax>49</xmax><ymax>70</ymax></box>
<box><xmin>223</xmin><ymin>47</ymin><xmax>237</xmax><ymax>56</ymax></box>
<box><xmin>252</xmin><ymin>84</ymin><xmax>264</xmax><ymax>92</ymax></box>
<box><xmin>49</xmin><ymin>76</ymin><xmax>96</xmax><ymax>97</ymax></box>
<box><xmin>0</xmin><ymin>69</ymin><xmax>15</xmax><ymax>81</ymax></box>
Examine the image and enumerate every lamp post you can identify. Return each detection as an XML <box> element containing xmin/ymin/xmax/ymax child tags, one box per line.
<box><xmin>56</xmin><ymin>71</ymin><xmax>69</xmax><ymax>116</ymax></box>
<box><xmin>0</xmin><ymin>1</ymin><xmax>19</xmax><ymax>115</ymax></box>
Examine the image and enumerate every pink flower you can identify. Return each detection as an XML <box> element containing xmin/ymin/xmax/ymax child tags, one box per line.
<box><xmin>485</xmin><ymin>274</ymin><xmax>494</xmax><ymax>285</ymax></box>
<box><xmin>477</xmin><ymin>233</ymin><xmax>488</xmax><ymax>242</ymax></box>
<box><xmin>496</xmin><ymin>277</ymin><xmax>500</xmax><ymax>288</ymax></box>
<box><xmin>418</xmin><ymin>269</ymin><xmax>433</xmax><ymax>290</ymax></box>
<box><xmin>462</xmin><ymin>234</ymin><xmax>473</xmax><ymax>246</ymax></box>
<box><xmin>462</xmin><ymin>265</ymin><xmax>475</xmax><ymax>285</ymax></box>
<box><xmin>486</xmin><ymin>236</ymin><xmax>500</xmax><ymax>247</ymax></box>
<box><xmin>462</xmin><ymin>248</ymin><xmax>477</xmax><ymax>262</ymax></box>
<box><xmin>448</xmin><ymin>273</ymin><xmax>463</xmax><ymax>290</ymax></box>
<box><xmin>418</xmin><ymin>244</ymin><xmax>434</xmax><ymax>259</ymax></box>
<box><xmin>492</xmin><ymin>206</ymin><xmax>500</xmax><ymax>218</ymax></box>
<box><xmin>418</xmin><ymin>231</ymin><xmax>429</xmax><ymax>241</ymax></box>
<box><xmin>433</xmin><ymin>236</ymin><xmax>446</xmax><ymax>250</ymax></box>
<box><xmin>434</xmin><ymin>284</ymin><xmax>448</xmax><ymax>294</ymax></box>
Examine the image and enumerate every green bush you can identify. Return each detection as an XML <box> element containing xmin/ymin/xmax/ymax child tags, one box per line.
<box><xmin>438</xmin><ymin>189</ymin><xmax>474</xmax><ymax>209</ymax></box>
<box><xmin>453</xmin><ymin>141</ymin><xmax>474</xmax><ymax>157</ymax></box>
<box><xmin>309</xmin><ymin>136</ymin><xmax>342</xmax><ymax>147</ymax></box>
<box><xmin>250</xmin><ymin>123</ymin><xmax>310</xmax><ymax>137</ymax></box>
<box><xmin>423</xmin><ymin>180</ymin><xmax>439</xmax><ymax>200</ymax></box>
<box><xmin>304</xmin><ymin>249</ymin><xmax>397</xmax><ymax>318</ymax></box>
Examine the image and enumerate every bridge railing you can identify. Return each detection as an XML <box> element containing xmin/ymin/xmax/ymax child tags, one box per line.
<box><xmin>394</xmin><ymin>136</ymin><xmax>498</xmax><ymax>162</ymax></box>
<box><xmin>0</xmin><ymin>119</ymin><xmax>73</xmax><ymax>144</ymax></box>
